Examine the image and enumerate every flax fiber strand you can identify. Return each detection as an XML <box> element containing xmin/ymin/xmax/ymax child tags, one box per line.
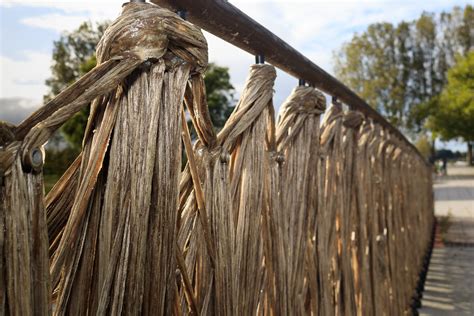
<box><xmin>0</xmin><ymin>124</ymin><xmax>50</xmax><ymax>316</ymax></box>
<box><xmin>273</xmin><ymin>86</ymin><xmax>325</xmax><ymax>315</ymax></box>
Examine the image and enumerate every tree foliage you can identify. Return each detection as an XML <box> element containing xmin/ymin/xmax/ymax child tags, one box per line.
<box><xmin>45</xmin><ymin>21</ymin><xmax>235</xmax><ymax>150</ymax></box>
<box><xmin>45</xmin><ymin>22</ymin><xmax>108</xmax><ymax>101</ymax></box>
<box><xmin>45</xmin><ymin>22</ymin><xmax>108</xmax><ymax>150</ymax></box>
<box><xmin>333</xmin><ymin>5</ymin><xmax>473</xmax><ymax>134</ymax></box>
<box><xmin>204</xmin><ymin>64</ymin><xmax>235</xmax><ymax>128</ymax></box>
<box><xmin>414</xmin><ymin>135</ymin><xmax>433</xmax><ymax>160</ymax></box>
<box><xmin>427</xmin><ymin>51</ymin><xmax>474</xmax><ymax>163</ymax></box>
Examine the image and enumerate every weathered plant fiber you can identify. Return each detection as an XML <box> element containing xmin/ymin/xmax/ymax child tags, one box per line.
<box><xmin>0</xmin><ymin>123</ymin><xmax>50</xmax><ymax>316</ymax></box>
<box><xmin>272</xmin><ymin>86</ymin><xmax>325</xmax><ymax>315</ymax></box>
<box><xmin>176</xmin><ymin>64</ymin><xmax>277</xmax><ymax>315</ymax></box>
<box><xmin>317</xmin><ymin>102</ymin><xmax>345</xmax><ymax>316</ymax></box>
<box><xmin>0</xmin><ymin>2</ymin><xmax>434</xmax><ymax>315</ymax></box>
<box><xmin>48</xmin><ymin>3</ymin><xmax>207</xmax><ymax>315</ymax></box>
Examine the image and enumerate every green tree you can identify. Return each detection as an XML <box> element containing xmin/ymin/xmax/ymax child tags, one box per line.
<box><xmin>45</xmin><ymin>22</ymin><xmax>108</xmax><ymax>151</ymax></box>
<box><xmin>415</xmin><ymin>135</ymin><xmax>433</xmax><ymax>160</ymax></box>
<box><xmin>45</xmin><ymin>22</ymin><xmax>234</xmax><ymax>150</ymax></box>
<box><xmin>333</xmin><ymin>5</ymin><xmax>473</xmax><ymax>135</ymax></box>
<box><xmin>45</xmin><ymin>22</ymin><xmax>108</xmax><ymax>101</ymax></box>
<box><xmin>428</xmin><ymin>52</ymin><xmax>474</xmax><ymax>165</ymax></box>
<box><xmin>204</xmin><ymin>64</ymin><xmax>235</xmax><ymax>129</ymax></box>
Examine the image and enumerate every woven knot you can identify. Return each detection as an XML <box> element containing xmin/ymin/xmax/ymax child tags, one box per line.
<box><xmin>320</xmin><ymin>103</ymin><xmax>343</xmax><ymax>148</ymax></box>
<box><xmin>279</xmin><ymin>86</ymin><xmax>326</xmax><ymax>116</ymax></box>
<box><xmin>343</xmin><ymin>111</ymin><xmax>364</xmax><ymax>129</ymax></box>
<box><xmin>218</xmin><ymin>64</ymin><xmax>276</xmax><ymax>151</ymax></box>
<box><xmin>96</xmin><ymin>2</ymin><xmax>208</xmax><ymax>72</ymax></box>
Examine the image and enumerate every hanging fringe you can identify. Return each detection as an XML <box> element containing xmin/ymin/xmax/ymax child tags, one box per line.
<box><xmin>340</xmin><ymin>110</ymin><xmax>364</xmax><ymax>316</ymax></box>
<box><xmin>317</xmin><ymin>102</ymin><xmax>345</xmax><ymax>316</ymax></box>
<box><xmin>224</xmin><ymin>64</ymin><xmax>276</xmax><ymax>316</ymax></box>
<box><xmin>1</xmin><ymin>3</ymin><xmax>435</xmax><ymax>315</ymax></box>
<box><xmin>273</xmin><ymin>86</ymin><xmax>325</xmax><ymax>315</ymax></box>
<box><xmin>0</xmin><ymin>123</ymin><xmax>50</xmax><ymax>316</ymax></box>
<box><xmin>17</xmin><ymin>3</ymin><xmax>209</xmax><ymax>314</ymax></box>
<box><xmin>177</xmin><ymin>64</ymin><xmax>276</xmax><ymax>316</ymax></box>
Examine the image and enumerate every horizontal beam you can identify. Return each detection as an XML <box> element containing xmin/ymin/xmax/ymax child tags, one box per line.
<box><xmin>151</xmin><ymin>0</ymin><xmax>427</xmax><ymax>163</ymax></box>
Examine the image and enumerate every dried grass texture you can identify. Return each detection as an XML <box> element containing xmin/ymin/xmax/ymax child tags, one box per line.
<box><xmin>340</xmin><ymin>111</ymin><xmax>364</xmax><ymax>316</ymax></box>
<box><xmin>176</xmin><ymin>64</ymin><xmax>277</xmax><ymax>316</ymax></box>
<box><xmin>0</xmin><ymin>2</ymin><xmax>207</xmax><ymax>315</ymax></box>
<box><xmin>317</xmin><ymin>102</ymin><xmax>345</xmax><ymax>316</ymax></box>
<box><xmin>47</xmin><ymin>3</ymin><xmax>207</xmax><ymax>315</ymax></box>
<box><xmin>272</xmin><ymin>86</ymin><xmax>325</xmax><ymax>315</ymax></box>
<box><xmin>0</xmin><ymin>124</ymin><xmax>50</xmax><ymax>316</ymax></box>
<box><xmin>343</xmin><ymin>120</ymin><xmax>434</xmax><ymax>316</ymax></box>
<box><xmin>0</xmin><ymin>3</ymin><xmax>435</xmax><ymax>315</ymax></box>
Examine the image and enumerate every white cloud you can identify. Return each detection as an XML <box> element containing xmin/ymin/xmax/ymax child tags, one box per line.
<box><xmin>2</xmin><ymin>0</ymin><xmax>121</xmax><ymax>33</ymax></box>
<box><xmin>1</xmin><ymin>0</ymin><xmax>120</xmax><ymax>14</ymax></box>
<box><xmin>0</xmin><ymin>51</ymin><xmax>51</xmax><ymax>102</ymax></box>
<box><xmin>21</xmin><ymin>13</ymin><xmax>91</xmax><ymax>33</ymax></box>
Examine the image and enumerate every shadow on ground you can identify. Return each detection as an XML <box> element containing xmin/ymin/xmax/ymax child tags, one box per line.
<box><xmin>419</xmin><ymin>247</ymin><xmax>474</xmax><ymax>315</ymax></box>
<box><xmin>434</xmin><ymin>186</ymin><xmax>474</xmax><ymax>201</ymax></box>
<box><xmin>434</xmin><ymin>174</ymin><xmax>474</xmax><ymax>182</ymax></box>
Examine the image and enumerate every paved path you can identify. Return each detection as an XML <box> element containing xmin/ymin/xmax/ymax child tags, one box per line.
<box><xmin>419</xmin><ymin>164</ymin><xmax>474</xmax><ymax>315</ymax></box>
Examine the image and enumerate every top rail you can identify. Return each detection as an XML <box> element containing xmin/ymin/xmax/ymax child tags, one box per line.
<box><xmin>151</xmin><ymin>0</ymin><xmax>428</xmax><ymax>164</ymax></box>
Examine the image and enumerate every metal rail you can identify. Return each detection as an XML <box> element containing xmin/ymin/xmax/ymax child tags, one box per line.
<box><xmin>151</xmin><ymin>0</ymin><xmax>427</xmax><ymax>163</ymax></box>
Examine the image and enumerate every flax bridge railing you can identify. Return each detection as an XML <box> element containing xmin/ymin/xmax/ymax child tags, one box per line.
<box><xmin>0</xmin><ymin>1</ymin><xmax>434</xmax><ymax>315</ymax></box>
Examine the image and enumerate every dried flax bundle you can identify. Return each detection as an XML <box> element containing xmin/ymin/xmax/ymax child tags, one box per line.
<box><xmin>364</xmin><ymin>125</ymin><xmax>383</xmax><ymax>314</ymax></box>
<box><xmin>389</xmin><ymin>147</ymin><xmax>412</xmax><ymax>313</ymax></box>
<box><xmin>12</xmin><ymin>3</ymin><xmax>208</xmax><ymax>314</ymax></box>
<box><xmin>398</xmin><ymin>151</ymin><xmax>433</xmax><ymax>313</ymax></box>
<box><xmin>46</xmin><ymin>155</ymin><xmax>81</xmax><ymax>258</ymax></box>
<box><xmin>374</xmin><ymin>133</ymin><xmax>397</xmax><ymax>315</ymax></box>
<box><xmin>394</xmin><ymin>150</ymin><xmax>416</xmax><ymax>313</ymax></box>
<box><xmin>1</xmin><ymin>4</ymin><xmax>436</xmax><ymax>314</ymax></box>
<box><xmin>353</xmin><ymin>120</ymin><xmax>377</xmax><ymax>316</ymax></box>
<box><xmin>340</xmin><ymin>111</ymin><xmax>364</xmax><ymax>316</ymax></box>
<box><xmin>222</xmin><ymin>64</ymin><xmax>276</xmax><ymax>316</ymax></box>
<box><xmin>317</xmin><ymin>102</ymin><xmax>344</xmax><ymax>316</ymax></box>
<box><xmin>273</xmin><ymin>86</ymin><xmax>325</xmax><ymax>315</ymax></box>
<box><xmin>394</xmin><ymin>149</ymin><xmax>416</xmax><ymax>314</ymax></box>
<box><xmin>174</xmin><ymin>76</ymin><xmax>222</xmax><ymax>315</ymax></box>
<box><xmin>380</xmin><ymin>141</ymin><xmax>403</xmax><ymax>316</ymax></box>
<box><xmin>384</xmin><ymin>145</ymin><xmax>403</xmax><ymax>315</ymax></box>
<box><xmin>176</xmin><ymin>64</ymin><xmax>276</xmax><ymax>316</ymax></box>
<box><xmin>367</xmin><ymin>126</ymin><xmax>392</xmax><ymax>315</ymax></box>
<box><xmin>0</xmin><ymin>123</ymin><xmax>50</xmax><ymax>315</ymax></box>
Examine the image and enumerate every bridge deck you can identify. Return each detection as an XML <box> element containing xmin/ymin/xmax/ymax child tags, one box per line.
<box><xmin>420</xmin><ymin>163</ymin><xmax>474</xmax><ymax>315</ymax></box>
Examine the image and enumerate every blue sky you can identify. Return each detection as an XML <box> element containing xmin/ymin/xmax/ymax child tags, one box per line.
<box><xmin>0</xmin><ymin>0</ymin><xmax>471</xmax><ymax>150</ymax></box>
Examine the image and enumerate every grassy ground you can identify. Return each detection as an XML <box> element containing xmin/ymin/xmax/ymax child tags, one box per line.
<box><xmin>437</xmin><ymin>212</ymin><xmax>452</xmax><ymax>242</ymax></box>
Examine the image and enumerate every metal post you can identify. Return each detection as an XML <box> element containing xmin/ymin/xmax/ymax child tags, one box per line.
<box><xmin>255</xmin><ymin>54</ymin><xmax>265</xmax><ymax>64</ymax></box>
<box><xmin>177</xmin><ymin>9</ymin><xmax>187</xmax><ymax>19</ymax></box>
